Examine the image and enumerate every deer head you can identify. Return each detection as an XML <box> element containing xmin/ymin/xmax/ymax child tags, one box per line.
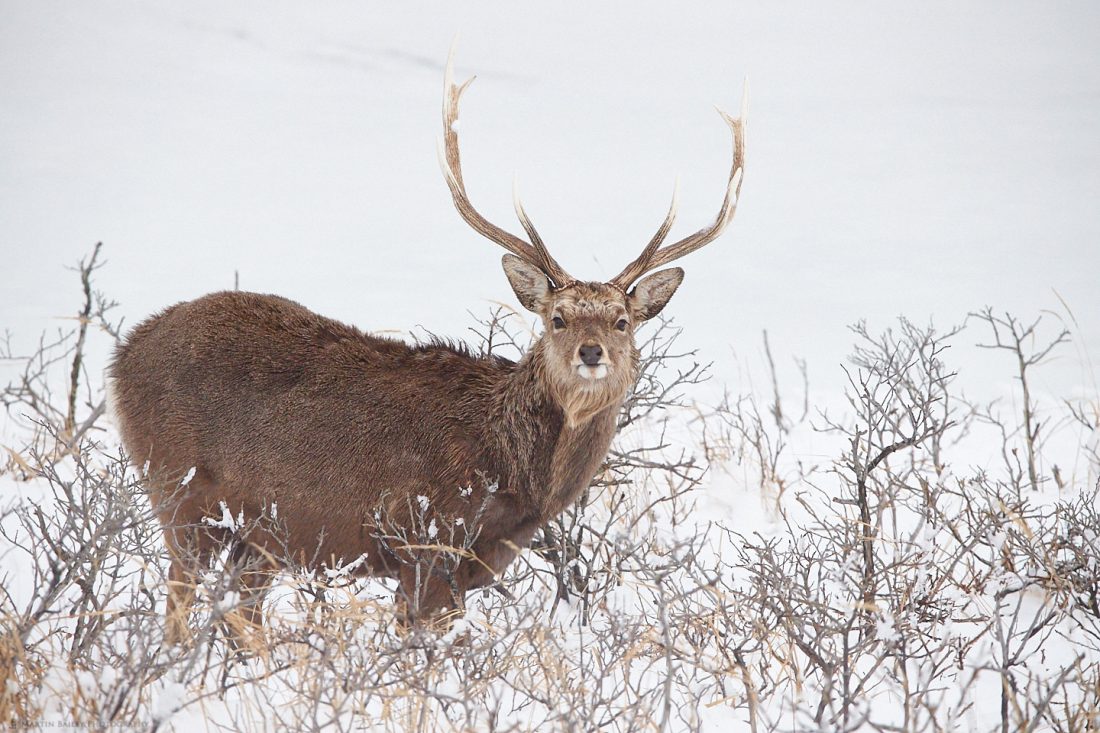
<box><xmin>439</xmin><ymin>50</ymin><xmax>746</xmax><ymax>427</ymax></box>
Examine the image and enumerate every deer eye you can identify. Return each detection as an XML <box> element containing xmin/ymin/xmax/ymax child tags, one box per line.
<box><xmin>615</xmin><ymin>318</ymin><xmax>629</xmax><ymax>332</ymax></box>
<box><xmin>552</xmin><ymin>316</ymin><xmax>566</xmax><ymax>330</ymax></box>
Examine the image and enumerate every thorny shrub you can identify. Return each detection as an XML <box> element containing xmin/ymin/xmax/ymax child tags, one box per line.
<box><xmin>1</xmin><ymin>247</ymin><xmax>1098</xmax><ymax>732</ymax></box>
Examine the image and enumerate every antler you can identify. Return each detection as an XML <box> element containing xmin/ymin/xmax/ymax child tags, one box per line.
<box><xmin>610</xmin><ymin>87</ymin><xmax>747</xmax><ymax>291</ymax></box>
<box><xmin>439</xmin><ymin>48</ymin><xmax>574</xmax><ymax>288</ymax></box>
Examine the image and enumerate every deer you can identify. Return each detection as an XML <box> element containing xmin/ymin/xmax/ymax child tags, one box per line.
<box><xmin>108</xmin><ymin>50</ymin><xmax>745</xmax><ymax>646</ymax></box>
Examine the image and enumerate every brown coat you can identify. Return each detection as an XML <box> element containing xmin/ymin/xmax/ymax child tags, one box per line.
<box><xmin>110</xmin><ymin>289</ymin><xmax>625</xmax><ymax>631</ymax></box>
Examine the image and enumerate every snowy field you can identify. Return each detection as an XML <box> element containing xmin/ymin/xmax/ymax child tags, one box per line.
<box><xmin>2</xmin><ymin>2</ymin><xmax>1099</xmax><ymax>731</ymax></box>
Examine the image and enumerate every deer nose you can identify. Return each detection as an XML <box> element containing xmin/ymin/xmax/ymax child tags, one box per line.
<box><xmin>578</xmin><ymin>344</ymin><xmax>603</xmax><ymax>366</ymax></box>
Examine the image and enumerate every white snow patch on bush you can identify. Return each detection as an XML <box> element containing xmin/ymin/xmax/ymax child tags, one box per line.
<box><xmin>324</xmin><ymin>552</ymin><xmax>370</xmax><ymax>579</ymax></box>
<box><xmin>152</xmin><ymin>679</ymin><xmax>186</xmax><ymax>723</ymax></box>
<box><xmin>215</xmin><ymin>590</ymin><xmax>240</xmax><ymax>615</ymax></box>
<box><xmin>202</xmin><ymin>500</ymin><xmax>242</xmax><ymax>531</ymax></box>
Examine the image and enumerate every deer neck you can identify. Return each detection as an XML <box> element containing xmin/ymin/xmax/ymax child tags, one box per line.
<box><xmin>491</xmin><ymin>343</ymin><xmax>625</xmax><ymax>519</ymax></box>
<box><xmin>542</xmin><ymin>401</ymin><xmax>621</xmax><ymax>517</ymax></box>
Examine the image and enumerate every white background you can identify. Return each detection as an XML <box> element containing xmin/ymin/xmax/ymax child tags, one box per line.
<box><xmin>2</xmin><ymin>0</ymin><xmax>1098</xmax><ymax>407</ymax></box>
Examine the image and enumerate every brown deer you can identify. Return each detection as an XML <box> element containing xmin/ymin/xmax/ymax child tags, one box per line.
<box><xmin>108</xmin><ymin>51</ymin><xmax>745</xmax><ymax>644</ymax></box>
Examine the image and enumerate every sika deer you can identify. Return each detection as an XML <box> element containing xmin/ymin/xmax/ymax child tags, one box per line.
<box><xmin>109</xmin><ymin>51</ymin><xmax>746</xmax><ymax>644</ymax></box>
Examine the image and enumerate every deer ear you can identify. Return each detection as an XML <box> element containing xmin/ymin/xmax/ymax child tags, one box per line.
<box><xmin>502</xmin><ymin>255</ymin><xmax>552</xmax><ymax>313</ymax></box>
<box><xmin>629</xmin><ymin>267</ymin><xmax>684</xmax><ymax>321</ymax></box>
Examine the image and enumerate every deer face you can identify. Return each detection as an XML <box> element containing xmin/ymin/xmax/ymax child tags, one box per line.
<box><xmin>503</xmin><ymin>255</ymin><xmax>683</xmax><ymax>425</ymax></box>
<box><xmin>440</xmin><ymin>51</ymin><xmax>744</xmax><ymax>424</ymax></box>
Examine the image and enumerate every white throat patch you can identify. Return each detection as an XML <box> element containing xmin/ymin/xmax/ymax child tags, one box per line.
<box><xmin>577</xmin><ymin>364</ymin><xmax>609</xmax><ymax>381</ymax></box>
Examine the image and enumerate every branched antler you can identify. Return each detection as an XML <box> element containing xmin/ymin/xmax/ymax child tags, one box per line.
<box><xmin>438</xmin><ymin>46</ymin><xmax>574</xmax><ymax>288</ymax></box>
<box><xmin>611</xmin><ymin>86</ymin><xmax>747</xmax><ymax>290</ymax></box>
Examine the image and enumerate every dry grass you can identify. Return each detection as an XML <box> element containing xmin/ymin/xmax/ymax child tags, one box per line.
<box><xmin>2</xmin><ymin>249</ymin><xmax>1098</xmax><ymax>732</ymax></box>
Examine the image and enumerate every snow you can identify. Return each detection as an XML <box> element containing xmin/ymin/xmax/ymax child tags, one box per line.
<box><xmin>214</xmin><ymin>590</ymin><xmax>240</xmax><ymax>614</ymax></box>
<box><xmin>1</xmin><ymin>2</ymin><xmax>1098</xmax><ymax>730</ymax></box>
<box><xmin>0</xmin><ymin>1</ymin><xmax>1096</xmax><ymax>415</ymax></box>
<box><xmin>439</xmin><ymin>618</ymin><xmax>470</xmax><ymax>646</ymax></box>
<box><xmin>152</xmin><ymin>679</ymin><xmax>186</xmax><ymax>723</ymax></box>
<box><xmin>323</xmin><ymin>552</ymin><xmax>369</xmax><ymax>579</ymax></box>
<box><xmin>202</xmin><ymin>500</ymin><xmax>243</xmax><ymax>531</ymax></box>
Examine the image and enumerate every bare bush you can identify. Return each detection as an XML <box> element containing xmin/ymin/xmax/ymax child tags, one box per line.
<box><xmin>1</xmin><ymin>249</ymin><xmax>1097</xmax><ymax>732</ymax></box>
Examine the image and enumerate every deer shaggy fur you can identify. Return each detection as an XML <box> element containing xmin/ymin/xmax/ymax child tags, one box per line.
<box><xmin>110</xmin><ymin>269</ymin><xmax>679</xmax><ymax>641</ymax></box>
<box><xmin>110</xmin><ymin>50</ymin><xmax>744</xmax><ymax>644</ymax></box>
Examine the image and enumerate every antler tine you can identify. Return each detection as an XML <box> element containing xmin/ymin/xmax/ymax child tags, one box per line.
<box><xmin>608</xmin><ymin>182</ymin><xmax>679</xmax><ymax>291</ymax></box>
<box><xmin>610</xmin><ymin>85</ymin><xmax>747</xmax><ymax>290</ymax></box>
<box><xmin>439</xmin><ymin>46</ymin><xmax>574</xmax><ymax>288</ymax></box>
<box><xmin>512</xmin><ymin>178</ymin><xmax>573</xmax><ymax>287</ymax></box>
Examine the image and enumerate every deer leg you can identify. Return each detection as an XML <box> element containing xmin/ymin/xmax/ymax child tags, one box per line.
<box><xmin>236</xmin><ymin>562</ymin><xmax>273</xmax><ymax>630</ymax></box>
<box><xmin>163</xmin><ymin>528</ymin><xmax>215</xmax><ymax>647</ymax></box>
<box><xmin>153</xmin><ymin>471</ymin><xmax>221</xmax><ymax>647</ymax></box>
<box><xmin>219</xmin><ymin>542</ymin><xmax>274</xmax><ymax>653</ymax></box>
<box><xmin>461</xmin><ymin>529</ymin><xmax>535</xmax><ymax>591</ymax></box>
<box><xmin>395</xmin><ymin>560</ymin><xmax>463</xmax><ymax>631</ymax></box>
<box><xmin>165</xmin><ymin>556</ymin><xmax>199</xmax><ymax>646</ymax></box>
<box><xmin>461</xmin><ymin>545</ymin><xmax>515</xmax><ymax>591</ymax></box>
